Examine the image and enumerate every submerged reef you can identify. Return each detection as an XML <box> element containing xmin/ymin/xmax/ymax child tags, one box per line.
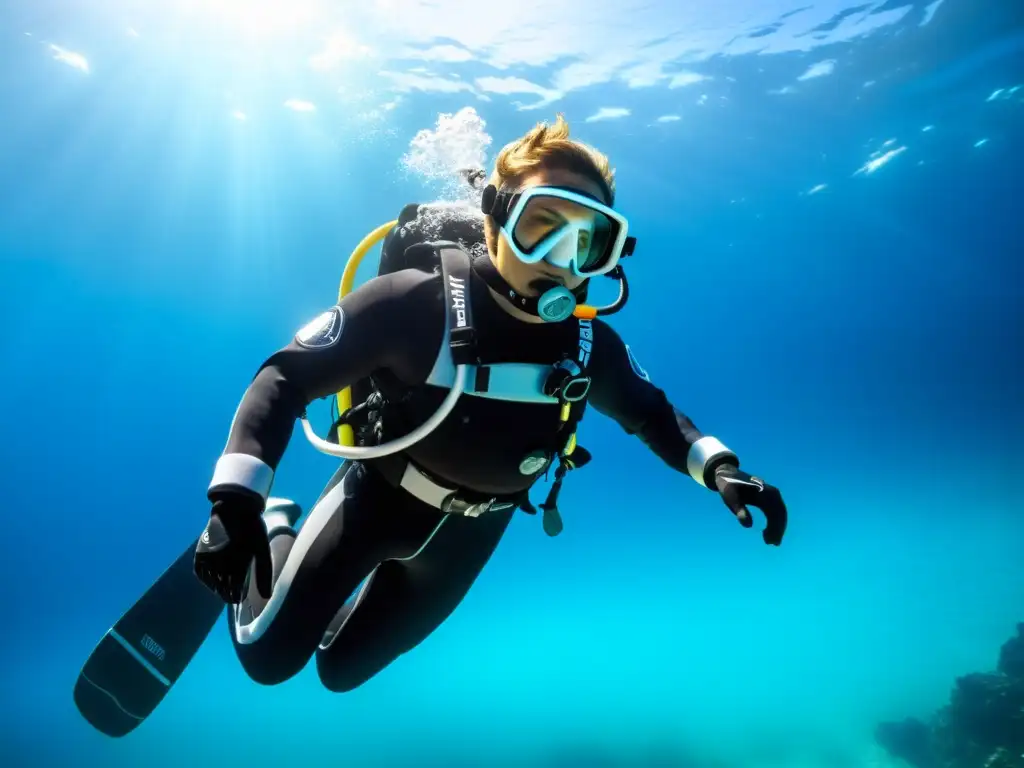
<box><xmin>876</xmin><ymin>622</ymin><xmax>1024</xmax><ymax>768</ymax></box>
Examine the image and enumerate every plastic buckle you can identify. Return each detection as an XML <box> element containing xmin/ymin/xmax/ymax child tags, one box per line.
<box><xmin>440</xmin><ymin>493</ymin><xmax>516</xmax><ymax>518</ymax></box>
<box><xmin>449</xmin><ymin>327</ymin><xmax>478</xmax><ymax>366</ymax></box>
<box><xmin>462</xmin><ymin>502</ymin><xmax>490</xmax><ymax>518</ymax></box>
<box><xmin>561</xmin><ymin>376</ymin><xmax>591</xmax><ymax>402</ymax></box>
<box><xmin>441</xmin><ymin>493</ymin><xmax>492</xmax><ymax>517</ymax></box>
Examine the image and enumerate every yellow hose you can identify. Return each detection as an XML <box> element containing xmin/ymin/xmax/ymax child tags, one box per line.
<box><xmin>334</xmin><ymin>220</ymin><xmax>399</xmax><ymax>445</ymax></box>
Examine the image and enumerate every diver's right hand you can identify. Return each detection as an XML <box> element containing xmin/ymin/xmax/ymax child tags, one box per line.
<box><xmin>193</xmin><ymin>491</ymin><xmax>273</xmax><ymax>604</ymax></box>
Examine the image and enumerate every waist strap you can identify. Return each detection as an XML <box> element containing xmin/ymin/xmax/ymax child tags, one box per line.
<box><xmin>373</xmin><ymin>457</ymin><xmax>520</xmax><ymax>518</ymax></box>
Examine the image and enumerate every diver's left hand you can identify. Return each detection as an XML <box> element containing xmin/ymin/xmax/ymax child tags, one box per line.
<box><xmin>713</xmin><ymin>464</ymin><xmax>788</xmax><ymax>546</ymax></box>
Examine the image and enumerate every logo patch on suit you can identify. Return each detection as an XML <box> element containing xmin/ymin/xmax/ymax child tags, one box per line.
<box><xmin>625</xmin><ymin>344</ymin><xmax>650</xmax><ymax>381</ymax></box>
<box><xmin>296</xmin><ymin>307</ymin><xmax>343</xmax><ymax>349</ymax></box>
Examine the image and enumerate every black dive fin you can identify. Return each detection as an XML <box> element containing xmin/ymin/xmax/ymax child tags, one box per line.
<box><xmin>73</xmin><ymin>538</ymin><xmax>224</xmax><ymax>737</ymax></box>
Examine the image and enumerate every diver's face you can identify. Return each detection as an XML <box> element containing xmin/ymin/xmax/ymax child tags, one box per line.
<box><xmin>493</xmin><ymin>168</ymin><xmax>608</xmax><ymax>297</ymax></box>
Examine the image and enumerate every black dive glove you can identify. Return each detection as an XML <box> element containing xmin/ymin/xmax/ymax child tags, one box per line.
<box><xmin>714</xmin><ymin>463</ymin><xmax>788</xmax><ymax>546</ymax></box>
<box><xmin>193</xmin><ymin>490</ymin><xmax>273</xmax><ymax>604</ymax></box>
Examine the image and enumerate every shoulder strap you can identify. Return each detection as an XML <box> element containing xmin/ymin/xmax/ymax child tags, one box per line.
<box><xmin>426</xmin><ymin>244</ymin><xmax>561</xmax><ymax>405</ymax></box>
<box><xmin>555</xmin><ymin>317</ymin><xmax>595</xmax><ymax>455</ymax></box>
<box><xmin>438</xmin><ymin>245</ymin><xmax>477</xmax><ymax>365</ymax></box>
<box><xmin>423</xmin><ymin>244</ymin><xmax>598</xmax><ymax>419</ymax></box>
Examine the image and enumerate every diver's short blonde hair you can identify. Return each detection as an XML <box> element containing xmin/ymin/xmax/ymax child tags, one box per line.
<box><xmin>484</xmin><ymin>114</ymin><xmax>616</xmax><ymax>255</ymax></box>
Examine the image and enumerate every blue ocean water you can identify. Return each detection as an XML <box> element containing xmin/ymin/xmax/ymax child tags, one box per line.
<box><xmin>1</xmin><ymin>0</ymin><xmax>1021</xmax><ymax>765</ymax></box>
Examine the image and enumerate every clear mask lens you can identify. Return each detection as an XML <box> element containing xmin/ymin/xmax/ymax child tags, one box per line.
<box><xmin>512</xmin><ymin>194</ymin><xmax>618</xmax><ymax>274</ymax></box>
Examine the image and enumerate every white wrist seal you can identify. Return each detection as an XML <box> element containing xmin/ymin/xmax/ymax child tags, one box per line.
<box><xmin>686</xmin><ymin>436</ymin><xmax>738</xmax><ymax>488</ymax></box>
<box><xmin>208</xmin><ymin>453</ymin><xmax>275</xmax><ymax>500</ymax></box>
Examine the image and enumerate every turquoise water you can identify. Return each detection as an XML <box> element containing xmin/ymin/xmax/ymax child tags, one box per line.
<box><xmin>1</xmin><ymin>0</ymin><xmax>1022</xmax><ymax>765</ymax></box>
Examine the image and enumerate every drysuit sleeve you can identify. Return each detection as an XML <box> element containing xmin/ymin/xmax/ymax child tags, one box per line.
<box><xmin>587</xmin><ymin>320</ymin><xmax>740</xmax><ymax>489</ymax></box>
<box><xmin>207</xmin><ymin>267</ymin><xmax>444</xmax><ymax>501</ymax></box>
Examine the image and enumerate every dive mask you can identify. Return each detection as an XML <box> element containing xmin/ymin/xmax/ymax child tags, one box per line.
<box><xmin>482</xmin><ymin>184</ymin><xmax>630</xmax><ymax>278</ymax></box>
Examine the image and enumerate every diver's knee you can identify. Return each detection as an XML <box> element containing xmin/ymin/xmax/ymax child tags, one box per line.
<box><xmin>314</xmin><ymin>650</ymin><xmax>386</xmax><ymax>693</ymax></box>
<box><xmin>228</xmin><ymin>614</ymin><xmax>311</xmax><ymax>687</ymax></box>
<box><xmin>241</xmin><ymin>662</ymin><xmax>293</xmax><ymax>687</ymax></box>
<box><xmin>318</xmin><ymin>674</ymin><xmax>367</xmax><ymax>694</ymax></box>
<box><xmin>234</xmin><ymin>643</ymin><xmax>308</xmax><ymax>687</ymax></box>
<box><xmin>315</xmin><ymin>661</ymin><xmax>371</xmax><ymax>693</ymax></box>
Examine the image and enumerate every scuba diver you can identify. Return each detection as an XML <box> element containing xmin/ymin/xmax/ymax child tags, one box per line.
<box><xmin>72</xmin><ymin>115</ymin><xmax>789</xmax><ymax>738</ymax></box>
<box><xmin>191</xmin><ymin>114</ymin><xmax>789</xmax><ymax>693</ymax></box>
